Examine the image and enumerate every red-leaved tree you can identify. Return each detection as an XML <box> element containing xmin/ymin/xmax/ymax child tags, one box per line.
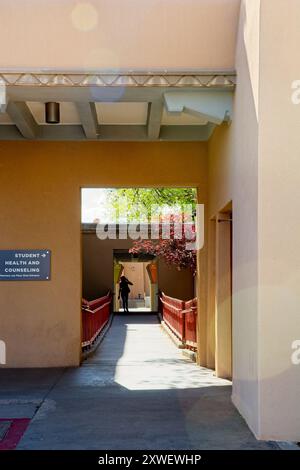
<box><xmin>129</xmin><ymin>215</ymin><xmax>197</xmax><ymax>275</ymax></box>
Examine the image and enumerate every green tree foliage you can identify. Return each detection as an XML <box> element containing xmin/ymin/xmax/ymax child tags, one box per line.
<box><xmin>108</xmin><ymin>188</ymin><xmax>197</xmax><ymax>222</ymax></box>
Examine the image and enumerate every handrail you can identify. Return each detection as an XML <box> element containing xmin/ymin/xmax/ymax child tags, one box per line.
<box><xmin>82</xmin><ymin>301</ymin><xmax>111</xmax><ymax>315</ymax></box>
<box><xmin>160</xmin><ymin>299</ymin><xmax>183</xmax><ymax>312</ymax></box>
<box><xmin>81</xmin><ymin>293</ymin><xmax>112</xmax><ymax>350</ymax></box>
<box><xmin>160</xmin><ymin>292</ymin><xmax>197</xmax><ymax>351</ymax></box>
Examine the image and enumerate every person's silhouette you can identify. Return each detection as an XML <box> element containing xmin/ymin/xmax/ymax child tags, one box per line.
<box><xmin>118</xmin><ymin>275</ymin><xmax>133</xmax><ymax>313</ymax></box>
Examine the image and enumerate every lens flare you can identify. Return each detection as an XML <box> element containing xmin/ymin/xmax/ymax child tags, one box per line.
<box><xmin>71</xmin><ymin>2</ymin><xmax>98</xmax><ymax>32</ymax></box>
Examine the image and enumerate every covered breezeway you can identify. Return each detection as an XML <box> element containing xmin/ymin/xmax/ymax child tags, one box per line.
<box><xmin>0</xmin><ymin>315</ymin><xmax>273</xmax><ymax>450</ymax></box>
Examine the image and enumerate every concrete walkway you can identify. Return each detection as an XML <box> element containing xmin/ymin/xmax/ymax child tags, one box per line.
<box><xmin>0</xmin><ymin>315</ymin><xmax>274</xmax><ymax>450</ymax></box>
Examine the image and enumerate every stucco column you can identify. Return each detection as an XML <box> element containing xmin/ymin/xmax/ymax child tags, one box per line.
<box><xmin>215</xmin><ymin>213</ymin><xmax>232</xmax><ymax>379</ymax></box>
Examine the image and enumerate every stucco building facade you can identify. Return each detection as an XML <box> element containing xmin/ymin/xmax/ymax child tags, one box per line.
<box><xmin>0</xmin><ymin>0</ymin><xmax>299</xmax><ymax>442</ymax></box>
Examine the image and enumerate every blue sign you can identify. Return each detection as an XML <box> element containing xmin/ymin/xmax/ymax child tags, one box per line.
<box><xmin>0</xmin><ymin>250</ymin><xmax>51</xmax><ymax>281</ymax></box>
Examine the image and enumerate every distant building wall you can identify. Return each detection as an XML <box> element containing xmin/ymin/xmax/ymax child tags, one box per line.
<box><xmin>82</xmin><ymin>228</ymin><xmax>194</xmax><ymax>301</ymax></box>
<box><xmin>122</xmin><ymin>262</ymin><xmax>147</xmax><ymax>300</ymax></box>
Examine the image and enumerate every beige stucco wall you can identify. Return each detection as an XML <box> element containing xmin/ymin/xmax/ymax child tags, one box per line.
<box><xmin>209</xmin><ymin>0</ymin><xmax>260</xmax><ymax>435</ymax></box>
<box><xmin>0</xmin><ymin>0</ymin><xmax>240</xmax><ymax>70</ymax></box>
<box><xmin>209</xmin><ymin>0</ymin><xmax>300</xmax><ymax>441</ymax></box>
<box><xmin>257</xmin><ymin>0</ymin><xmax>300</xmax><ymax>442</ymax></box>
<box><xmin>0</xmin><ymin>141</ymin><xmax>207</xmax><ymax>367</ymax></box>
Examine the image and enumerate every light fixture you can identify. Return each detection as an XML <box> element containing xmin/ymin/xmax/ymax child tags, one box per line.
<box><xmin>45</xmin><ymin>102</ymin><xmax>60</xmax><ymax>124</ymax></box>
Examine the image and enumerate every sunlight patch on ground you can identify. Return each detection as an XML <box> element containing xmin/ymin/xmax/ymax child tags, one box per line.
<box><xmin>113</xmin><ymin>364</ymin><xmax>231</xmax><ymax>391</ymax></box>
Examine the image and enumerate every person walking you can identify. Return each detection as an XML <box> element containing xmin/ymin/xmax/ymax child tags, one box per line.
<box><xmin>118</xmin><ymin>275</ymin><xmax>133</xmax><ymax>313</ymax></box>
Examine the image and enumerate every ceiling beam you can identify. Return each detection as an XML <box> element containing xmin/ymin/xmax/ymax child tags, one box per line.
<box><xmin>147</xmin><ymin>101</ymin><xmax>163</xmax><ymax>140</ymax></box>
<box><xmin>164</xmin><ymin>91</ymin><xmax>233</xmax><ymax>125</ymax></box>
<box><xmin>6</xmin><ymin>85</ymin><xmax>234</xmax><ymax>105</ymax></box>
<box><xmin>76</xmin><ymin>102</ymin><xmax>99</xmax><ymax>139</ymax></box>
<box><xmin>160</xmin><ymin>124</ymin><xmax>215</xmax><ymax>141</ymax></box>
<box><xmin>6</xmin><ymin>101</ymin><xmax>38</xmax><ymax>139</ymax></box>
<box><xmin>0</xmin><ymin>71</ymin><xmax>236</xmax><ymax>89</ymax></box>
<box><xmin>0</xmin><ymin>124</ymin><xmax>214</xmax><ymax>142</ymax></box>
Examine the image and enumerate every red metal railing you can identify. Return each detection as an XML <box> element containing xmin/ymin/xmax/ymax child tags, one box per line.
<box><xmin>160</xmin><ymin>293</ymin><xmax>185</xmax><ymax>342</ymax></box>
<box><xmin>81</xmin><ymin>291</ymin><xmax>112</xmax><ymax>350</ymax></box>
<box><xmin>183</xmin><ymin>298</ymin><xmax>198</xmax><ymax>351</ymax></box>
<box><xmin>160</xmin><ymin>292</ymin><xmax>197</xmax><ymax>351</ymax></box>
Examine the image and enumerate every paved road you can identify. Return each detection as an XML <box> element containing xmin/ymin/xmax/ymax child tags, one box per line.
<box><xmin>0</xmin><ymin>315</ymin><xmax>274</xmax><ymax>449</ymax></box>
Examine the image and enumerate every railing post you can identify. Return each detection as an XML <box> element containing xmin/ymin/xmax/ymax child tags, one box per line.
<box><xmin>181</xmin><ymin>302</ymin><xmax>186</xmax><ymax>346</ymax></box>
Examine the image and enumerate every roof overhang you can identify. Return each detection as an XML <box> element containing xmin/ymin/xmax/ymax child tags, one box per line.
<box><xmin>0</xmin><ymin>69</ymin><xmax>236</xmax><ymax>142</ymax></box>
